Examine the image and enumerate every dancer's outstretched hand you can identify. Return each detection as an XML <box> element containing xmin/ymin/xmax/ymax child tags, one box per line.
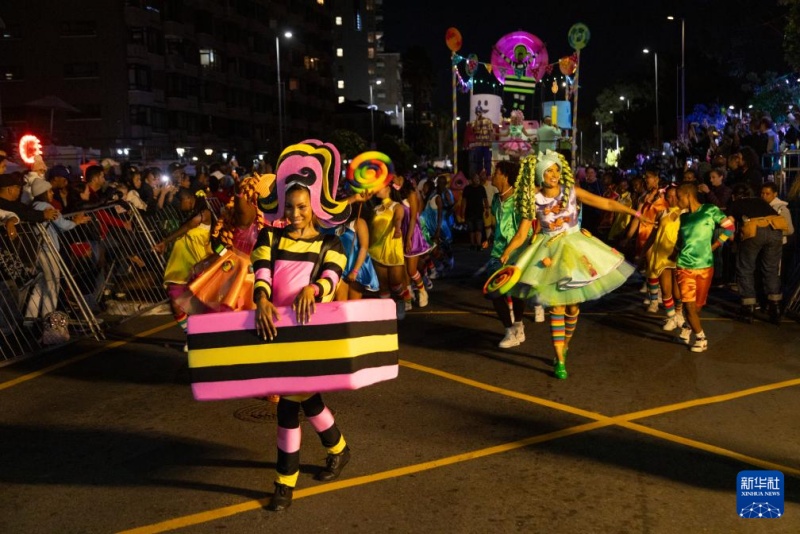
<box><xmin>256</xmin><ymin>296</ymin><xmax>281</xmax><ymax>341</ymax></box>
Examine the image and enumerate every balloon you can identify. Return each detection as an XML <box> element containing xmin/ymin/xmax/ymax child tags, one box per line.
<box><xmin>559</xmin><ymin>56</ymin><xmax>577</xmax><ymax>76</ymax></box>
<box><xmin>445</xmin><ymin>27</ymin><xmax>462</xmax><ymax>52</ymax></box>
<box><xmin>490</xmin><ymin>31</ymin><xmax>549</xmax><ymax>84</ymax></box>
<box><xmin>567</xmin><ymin>23</ymin><xmax>590</xmax><ymax>50</ymax></box>
<box><xmin>346</xmin><ymin>151</ymin><xmax>395</xmax><ymax>193</ymax></box>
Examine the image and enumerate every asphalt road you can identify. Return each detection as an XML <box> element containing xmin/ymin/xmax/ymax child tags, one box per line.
<box><xmin>1</xmin><ymin>244</ymin><xmax>799</xmax><ymax>533</ymax></box>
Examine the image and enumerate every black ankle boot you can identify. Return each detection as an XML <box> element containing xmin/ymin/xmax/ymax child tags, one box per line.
<box><xmin>267</xmin><ymin>482</ymin><xmax>293</xmax><ymax>511</ymax></box>
<box><xmin>315</xmin><ymin>446</ymin><xmax>351</xmax><ymax>482</ymax></box>
<box><xmin>767</xmin><ymin>301</ymin><xmax>782</xmax><ymax>325</ymax></box>
<box><xmin>738</xmin><ymin>304</ymin><xmax>755</xmax><ymax>324</ymax></box>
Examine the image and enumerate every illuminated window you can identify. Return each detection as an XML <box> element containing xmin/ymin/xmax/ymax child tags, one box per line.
<box><xmin>367</xmin><ymin>47</ymin><xmax>375</xmax><ymax>59</ymax></box>
<box><xmin>337</xmin><ymin>80</ymin><xmax>344</xmax><ymax>89</ymax></box>
<box><xmin>317</xmin><ymin>0</ymin><xmax>324</xmax><ymax>4</ymax></box>
<box><xmin>199</xmin><ymin>49</ymin><xmax>218</xmax><ymax>69</ymax></box>
<box><xmin>367</xmin><ymin>32</ymin><xmax>374</xmax><ymax>44</ymax></box>
<box><xmin>336</xmin><ymin>48</ymin><xmax>343</xmax><ymax>57</ymax></box>
<box><xmin>338</xmin><ymin>96</ymin><xmax>345</xmax><ymax>104</ymax></box>
<box><xmin>304</xmin><ymin>56</ymin><xmax>320</xmax><ymax>71</ymax></box>
<box><xmin>335</xmin><ymin>16</ymin><xmax>342</xmax><ymax>25</ymax></box>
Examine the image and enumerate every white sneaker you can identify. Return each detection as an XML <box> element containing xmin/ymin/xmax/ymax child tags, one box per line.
<box><xmin>646</xmin><ymin>300</ymin><xmax>659</xmax><ymax>313</ymax></box>
<box><xmin>534</xmin><ymin>306</ymin><xmax>545</xmax><ymax>323</ymax></box>
<box><xmin>690</xmin><ymin>337</ymin><xmax>708</xmax><ymax>352</ymax></box>
<box><xmin>639</xmin><ymin>282</ymin><xmax>648</xmax><ymax>293</ymax></box>
<box><xmin>417</xmin><ymin>289</ymin><xmax>429</xmax><ymax>308</ymax></box>
<box><xmin>404</xmin><ymin>300</ymin><xmax>413</xmax><ymax>311</ymax></box>
<box><xmin>498</xmin><ymin>328</ymin><xmax>520</xmax><ymax>348</ymax></box>
<box><xmin>513</xmin><ymin>321</ymin><xmax>525</xmax><ymax>342</ymax></box>
<box><xmin>428</xmin><ymin>268</ymin><xmax>438</xmax><ymax>280</ymax></box>
<box><xmin>662</xmin><ymin>314</ymin><xmax>681</xmax><ymax>331</ymax></box>
<box><xmin>678</xmin><ymin>325</ymin><xmax>692</xmax><ymax>344</ymax></box>
<box><xmin>183</xmin><ymin>343</ymin><xmax>189</xmax><ymax>353</ymax></box>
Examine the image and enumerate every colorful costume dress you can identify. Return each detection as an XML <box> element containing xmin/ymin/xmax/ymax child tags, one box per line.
<box><xmin>401</xmin><ymin>198</ymin><xmax>435</xmax><ymax>257</ymax></box>
<box><xmin>635</xmin><ymin>191</ymin><xmax>669</xmax><ymax>255</ymax></box>
<box><xmin>163</xmin><ymin>223</ymin><xmax>212</xmax><ymax>288</ymax></box>
<box><xmin>179</xmin><ymin>221</ymin><xmax>260</xmax><ymax>313</ymax></box>
<box><xmin>420</xmin><ymin>192</ymin><xmax>453</xmax><ymax>244</ymax></box>
<box><xmin>368</xmin><ymin>198</ymin><xmax>405</xmax><ymax>266</ymax></box>
<box><xmin>507</xmin><ymin>186</ymin><xmax>635</xmax><ymax>306</ymax></box>
<box><xmin>327</xmin><ymin>221</ymin><xmax>380</xmax><ymax>292</ymax></box>
<box><xmin>500</xmin><ymin>123</ymin><xmax>533</xmax><ymax>157</ymax></box>
<box><xmin>645</xmin><ymin>206</ymin><xmax>682</xmax><ymax>278</ymax></box>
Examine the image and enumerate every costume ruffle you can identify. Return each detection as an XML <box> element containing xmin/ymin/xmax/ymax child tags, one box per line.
<box><xmin>177</xmin><ymin>248</ymin><xmax>255</xmax><ymax>314</ymax></box>
<box><xmin>337</xmin><ymin>227</ymin><xmax>380</xmax><ymax>292</ymax></box>
<box><xmin>401</xmin><ymin>202</ymin><xmax>435</xmax><ymax>257</ymax></box>
<box><xmin>507</xmin><ymin>226</ymin><xmax>635</xmax><ymax>306</ymax></box>
<box><xmin>500</xmin><ymin>139</ymin><xmax>532</xmax><ymax>154</ymax></box>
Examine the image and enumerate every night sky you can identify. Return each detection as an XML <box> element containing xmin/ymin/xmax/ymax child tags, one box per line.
<box><xmin>382</xmin><ymin>0</ymin><xmax>789</xmax><ymax>120</ymax></box>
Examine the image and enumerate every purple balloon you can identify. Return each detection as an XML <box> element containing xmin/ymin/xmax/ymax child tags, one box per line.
<box><xmin>491</xmin><ymin>31</ymin><xmax>549</xmax><ymax>84</ymax></box>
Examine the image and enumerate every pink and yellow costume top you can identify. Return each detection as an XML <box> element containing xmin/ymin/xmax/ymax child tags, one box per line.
<box><xmin>251</xmin><ymin>228</ymin><xmax>346</xmax><ymax>306</ymax></box>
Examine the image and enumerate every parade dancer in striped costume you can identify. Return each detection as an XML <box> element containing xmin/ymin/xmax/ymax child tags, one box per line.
<box><xmin>252</xmin><ymin>141</ymin><xmax>353</xmax><ymax>511</ymax></box>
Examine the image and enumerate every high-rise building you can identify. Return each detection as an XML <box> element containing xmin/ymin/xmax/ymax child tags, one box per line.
<box><xmin>0</xmin><ymin>0</ymin><xmax>336</xmax><ymax>164</ymax></box>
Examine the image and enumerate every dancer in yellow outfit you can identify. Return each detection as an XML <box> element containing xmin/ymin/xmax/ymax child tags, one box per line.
<box><xmin>368</xmin><ymin>185</ymin><xmax>412</xmax><ymax>314</ymax></box>
<box><xmin>644</xmin><ymin>185</ymin><xmax>684</xmax><ymax>330</ymax></box>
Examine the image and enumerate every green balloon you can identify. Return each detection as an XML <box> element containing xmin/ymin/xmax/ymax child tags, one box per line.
<box><xmin>568</xmin><ymin>23</ymin><xmax>590</xmax><ymax>50</ymax></box>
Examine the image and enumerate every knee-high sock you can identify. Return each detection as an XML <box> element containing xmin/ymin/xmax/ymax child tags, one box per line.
<box><xmin>647</xmin><ymin>277</ymin><xmax>660</xmax><ymax>301</ymax></box>
<box><xmin>411</xmin><ymin>271</ymin><xmax>425</xmax><ymax>291</ymax></box>
<box><xmin>173</xmin><ymin>310</ymin><xmax>188</xmax><ymax>333</ymax></box>
<box><xmin>663</xmin><ymin>296</ymin><xmax>675</xmax><ymax>316</ymax></box>
<box><xmin>564</xmin><ymin>311</ymin><xmax>579</xmax><ymax>343</ymax></box>
<box><xmin>550</xmin><ymin>313</ymin><xmax>565</xmax><ymax>361</ymax></box>
<box><xmin>391</xmin><ymin>283</ymin><xmax>412</xmax><ymax>302</ymax></box>
<box><xmin>275</xmin><ymin>397</ymin><xmax>303</xmax><ymax>487</ymax></box>
<box><xmin>301</xmin><ymin>393</ymin><xmax>346</xmax><ymax>454</ymax></box>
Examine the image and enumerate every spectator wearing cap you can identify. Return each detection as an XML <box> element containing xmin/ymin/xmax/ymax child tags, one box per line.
<box><xmin>24</xmin><ymin>178</ymin><xmax>92</xmax><ymax>324</ymax></box>
<box><xmin>48</xmin><ymin>164</ymin><xmax>72</xmax><ymax>211</ymax></box>
<box><xmin>0</xmin><ymin>172</ymin><xmax>58</xmax><ymax>223</ymax></box>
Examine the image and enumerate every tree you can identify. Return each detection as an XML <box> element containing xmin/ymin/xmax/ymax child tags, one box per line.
<box><xmin>402</xmin><ymin>46</ymin><xmax>436</xmax><ymax>154</ymax></box>
<box><xmin>330</xmin><ymin>129</ymin><xmax>367</xmax><ymax>160</ymax></box>
<box><xmin>781</xmin><ymin>0</ymin><xmax>800</xmax><ymax>71</ymax></box>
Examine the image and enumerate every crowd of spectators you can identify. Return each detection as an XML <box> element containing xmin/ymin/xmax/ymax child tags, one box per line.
<box><xmin>0</xmin><ymin>153</ymin><xmax>255</xmax><ymax>344</ymax></box>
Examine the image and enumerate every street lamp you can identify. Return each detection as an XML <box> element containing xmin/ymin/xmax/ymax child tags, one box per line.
<box><xmin>619</xmin><ymin>95</ymin><xmax>630</xmax><ymax>110</ymax></box>
<box><xmin>643</xmin><ymin>48</ymin><xmax>659</xmax><ymax>147</ymax></box>
<box><xmin>596</xmin><ymin>121</ymin><xmax>603</xmax><ymax>165</ymax></box>
<box><xmin>275</xmin><ymin>30</ymin><xmax>293</xmax><ymax>150</ymax></box>
<box><xmin>668</xmin><ymin>16</ymin><xmax>685</xmax><ymax>140</ymax></box>
<box><xmin>369</xmin><ymin>80</ymin><xmax>382</xmax><ymax>147</ymax></box>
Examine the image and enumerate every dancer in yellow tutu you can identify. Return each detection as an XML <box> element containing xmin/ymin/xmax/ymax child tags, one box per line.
<box><xmin>177</xmin><ymin>173</ymin><xmax>273</xmax><ymax>314</ymax></box>
<box><xmin>369</xmin><ymin>183</ymin><xmax>412</xmax><ymax>315</ymax></box>
<box><xmin>497</xmin><ymin>151</ymin><xmax>644</xmax><ymax>379</ymax></box>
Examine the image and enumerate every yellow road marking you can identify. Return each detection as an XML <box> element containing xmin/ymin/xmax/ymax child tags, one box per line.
<box><xmin>399</xmin><ymin>359</ymin><xmax>609</xmax><ymax>421</ymax></box>
<box><xmin>618</xmin><ymin>421</ymin><xmax>800</xmax><ymax>478</ymax></box>
<box><xmin>117</xmin><ymin>420</ymin><xmax>611</xmax><ymax>534</ymax></box>
<box><xmin>402</xmin><ymin>360</ymin><xmax>800</xmax><ymax>477</ymax></box>
<box><xmin>0</xmin><ymin>321</ymin><xmax>175</xmax><ymax>392</ymax></box>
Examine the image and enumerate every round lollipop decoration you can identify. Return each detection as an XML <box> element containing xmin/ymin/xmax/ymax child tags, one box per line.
<box><xmin>347</xmin><ymin>151</ymin><xmax>395</xmax><ymax>193</ymax></box>
<box><xmin>19</xmin><ymin>134</ymin><xmax>42</xmax><ymax>165</ymax></box>
<box><xmin>483</xmin><ymin>265</ymin><xmax>522</xmax><ymax>299</ymax></box>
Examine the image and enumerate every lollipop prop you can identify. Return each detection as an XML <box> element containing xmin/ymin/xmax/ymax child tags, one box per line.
<box><xmin>19</xmin><ymin>134</ymin><xmax>42</xmax><ymax>165</ymax></box>
<box><xmin>347</xmin><ymin>151</ymin><xmax>395</xmax><ymax>193</ymax></box>
<box><xmin>483</xmin><ymin>265</ymin><xmax>522</xmax><ymax>299</ymax></box>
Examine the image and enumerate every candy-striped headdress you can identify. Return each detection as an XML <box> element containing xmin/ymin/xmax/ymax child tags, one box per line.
<box><xmin>259</xmin><ymin>139</ymin><xmax>351</xmax><ymax>227</ymax></box>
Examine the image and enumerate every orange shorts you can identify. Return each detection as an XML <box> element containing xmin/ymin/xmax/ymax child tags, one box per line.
<box><xmin>676</xmin><ymin>267</ymin><xmax>713</xmax><ymax>309</ymax></box>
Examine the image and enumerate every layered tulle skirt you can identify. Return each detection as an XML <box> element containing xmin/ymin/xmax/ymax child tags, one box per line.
<box><xmin>177</xmin><ymin>248</ymin><xmax>255</xmax><ymax>314</ymax></box>
<box><xmin>402</xmin><ymin>206</ymin><xmax>435</xmax><ymax>257</ymax></box>
<box><xmin>507</xmin><ymin>226</ymin><xmax>635</xmax><ymax>306</ymax></box>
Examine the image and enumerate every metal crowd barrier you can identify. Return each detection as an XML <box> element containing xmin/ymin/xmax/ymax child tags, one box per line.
<box><xmin>1</xmin><ymin>220</ymin><xmax>103</xmax><ymax>361</ymax></box>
